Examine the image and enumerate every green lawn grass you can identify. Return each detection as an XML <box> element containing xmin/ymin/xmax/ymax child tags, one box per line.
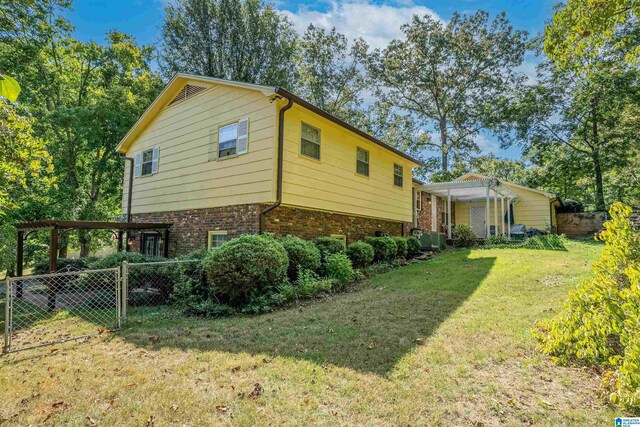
<box><xmin>0</xmin><ymin>241</ymin><xmax>621</xmax><ymax>425</ymax></box>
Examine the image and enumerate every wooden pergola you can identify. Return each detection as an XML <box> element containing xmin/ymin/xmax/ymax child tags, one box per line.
<box><xmin>14</xmin><ymin>220</ymin><xmax>172</xmax><ymax>277</ymax></box>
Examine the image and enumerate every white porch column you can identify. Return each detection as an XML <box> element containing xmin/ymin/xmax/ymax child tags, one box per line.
<box><xmin>431</xmin><ymin>194</ymin><xmax>437</xmax><ymax>232</ymax></box>
<box><xmin>447</xmin><ymin>189</ymin><xmax>452</xmax><ymax>239</ymax></box>
<box><xmin>485</xmin><ymin>184</ymin><xmax>490</xmax><ymax>238</ymax></box>
<box><xmin>500</xmin><ymin>195</ymin><xmax>505</xmax><ymax>236</ymax></box>
<box><xmin>493</xmin><ymin>191</ymin><xmax>498</xmax><ymax>237</ymax></box>
<box><xmin>507</xmin><ymin>198</ymin><xmax>512</xmax><ymax>238</ymax></box>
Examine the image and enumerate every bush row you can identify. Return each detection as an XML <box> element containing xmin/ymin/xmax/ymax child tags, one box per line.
<box><xmin>183</xmin><ymin>234</ymin><xmax>422</xmax><ymax>316</ymax></box>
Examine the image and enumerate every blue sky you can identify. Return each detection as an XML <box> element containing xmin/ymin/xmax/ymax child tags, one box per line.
<box><xmin>63</xmin><ymin>0</ymin><xmax>558</xmax><ymax>159</ymax></box>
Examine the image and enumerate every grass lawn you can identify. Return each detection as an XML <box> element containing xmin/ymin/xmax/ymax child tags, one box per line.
<box><xmin>0</xmin><ymin>241</ymin><xmax>621</xmax><ymax>425</ymax></box>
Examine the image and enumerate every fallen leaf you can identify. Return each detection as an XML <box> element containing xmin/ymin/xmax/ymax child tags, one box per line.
<box><xmin>149</xmin><ymin>336</ymin><xmax>160</xmax><ymax>345</ymax></box>
<box><xmin>170</xmin><ymin>404</ymin><xmax>178</xmax><ymax>412</ymax></box>
<box><xmin>414</xmin><ymin>338</ymin><xmax>425</xmax><ymax>345</ymax></box>
<box><xmin>215</xmin><ymin>404</ymin><xmax>229</xmax><ymax>413</ymax></box>
<box><xmin>84</xmin><ymin>415</ymin><xmax>98</xmax><ymax>426</ymax></box>
<box><xmin>367</xmin><ymin>343</ymin><xmax>377</xmax><ymax>350</ymax></box>
<box><xmin>249</xmin><ymin>383</ymin><xmax>263</xmax><ymax>399</ymax></box>
<box><xmin>230</xmin><ymin>366</ymin><xmax>241</xmax><ymax>373</ymax></box>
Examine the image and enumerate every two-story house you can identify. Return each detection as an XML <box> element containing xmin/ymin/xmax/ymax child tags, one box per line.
<box><xmin>116</xmin><ymin>74</ymin><xmax>424</xmax><ymax>256</ymax></box>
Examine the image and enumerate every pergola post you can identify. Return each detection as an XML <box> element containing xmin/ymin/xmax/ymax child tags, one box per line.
<box><xmin>447</xmin><ymin>189</ymin><xmax>452</xmax><ymax>239</ymax></box>
<box><xmin>117</xmin><ymin>230</ymin><xmax>124</xmax><ymax>252</ymax></box>
<box><xmin>493</xmin><ymin>191</ymin><xmax>498</xmax><ymax>237</ymax></box>
<box><xmin>16</xmin><ymin>230</ymin><xmax>24</xmax><ymax>298</ymax></box>
<box><xmin>485</xmin><ymin>184</ymin><xmax>490</xmax><ymax>238</ymax></box>
<box><xmin>500</xmin><ymin>195</ymin><xmax>505</xmax><ymax>236</ymax></box>
<box><xmin>47</xmin><ymin>228</ymin><xmax>59</xmax><ymax>312</ymax></box>
<box><xmin>507</xmin><ymin>198</ymin><xmax>512</xmax><ymax>239</ymax></box>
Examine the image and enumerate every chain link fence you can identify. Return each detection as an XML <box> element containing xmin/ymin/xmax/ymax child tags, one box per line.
<box><xmin>2</xmin><ymin>259</ymin><xmax>202</xmax><ymax>353</ymax></box>
<box><xmin>3</xmin><ymin>268</ymin><xmax>121</xmax><ymax>353</ymax></box>
<box><xmin>122</xmin><ymin>259</ymin><xmax>200</xmax><ymax>321</ymax></box>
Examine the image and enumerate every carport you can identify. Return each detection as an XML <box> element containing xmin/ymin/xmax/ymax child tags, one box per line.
<box><xmin>418</xmin><ymin>178</ymin><xmax>520</xmax><ymax>239</ymax></box>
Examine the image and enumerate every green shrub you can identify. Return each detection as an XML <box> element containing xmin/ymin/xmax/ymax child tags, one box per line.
<box><xmin>203</xmin><ymin>234</ymin><xmax>288</xmax><ymax>304</ymax></box>
<box><xmin>532</xmin><ymin>203</ymin><xmax>640</xmax><ymax>410</ymax></box>
<box><xmin>365</xmin><ymin>237</ymin><xmax>397</xmax><ymax>263</ymax></box>
<box><xmin>171</xmin><ymin>249</ymin><xmax>211</xmax><ymax>308</ymax></box>
<box><xmin>183</xmin><ymin>300</ymin><xmax>234</xmax><ymax>317</ymax></box>
<box><xmin>280</xmin><ymin>268</ymin><xmax>333</xmax><ymax>301</ymax></box>
<box><xmin>313</xmin><ymin>236</ymin><xmax>346</xmax><ymax>275</ymax></box>
<box><xmin>485</xmin><ymin>234</ymin><xmax>511</xmax><ymax>246</ymax></box>
<box><xmin>87</xmin><ymin>251</ymin><xmax>154</xmax><ymax>269</ymax></box>
<box><xmin>392</xmin><ymin>237</ymin><xmax>408</xmax><ymax>259</ymax></box>
<box><xmin>453</xmin><ymin>224</ymin><xmax>476</xmax><ymax>247</ymax></box>
<box><xmin>240</xmin><ymin>291</ymin><xmax>286</xmax><ymax>314</ymax></box>
<box><xmin>346</xmin><ymin>241</ymin><xmax>374</xmax><ymax>268</ymax></box>
<box><xmin>325</xmin><ymin>253</ymin><xmax>354</xmax><ymax>289</ymax></box>
<box><xmin>406</xmin><ymin>236</ymin><xmax>421</xmax><ymax>258</ymax></box>
<box><xmin>279</xmin><ymin>236</ymin><xmax>321</xmax><ymax>280</ymax></box>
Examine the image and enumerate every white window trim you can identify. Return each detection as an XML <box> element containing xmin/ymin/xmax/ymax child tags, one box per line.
<box><xmin>394</xmin><ymin>164</ymin><xmax>404</xmax><ymax>187</ymax></box>
<box><xmin>214</xmin><ymin>118</ymin><xmax>249</xmax><ymax>161</ymax></box>
<box><xmin>356</xmin><ymin>147</ymin><xmax>369</xmax><ymax>177</ymax></box>
<box><xmin>208</xmin><ymin>230</ymin><xmax>228</xmax><ymax>249</ymax></box>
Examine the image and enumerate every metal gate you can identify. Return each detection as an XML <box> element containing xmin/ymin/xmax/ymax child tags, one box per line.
<box><xmin>3</xmin><ymin>268</ymin><xmax>121</xmax><ymax>353</ymax></box>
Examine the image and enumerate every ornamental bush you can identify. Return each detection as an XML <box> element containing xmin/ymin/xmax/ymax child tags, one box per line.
<box><xmin>532</xmin><ymin>203</ymin><xmax>640</xmax><ymax>410</ymax></box>
<box><xmin>313</xmin><ymin>236</ymin><xmax>346</xmax><ymax>275</ymax></box>
<box><xmin>346</xmin><ymin>241</ymin><xmax>374</xmax><ymax>268</ymax></box>
<box><xmin>406</xmin><ymin>236</ymin><xmax>421</xmax><ymax>258</ymax></box>
<box><xmin>453</xmin><ymin>224</ymin><xmax>476</xmax><ymax>247</ymax></box>
<box><xmin>279</xmin><ymin>236</ymin><xmax>321</xmax><ymax>280</ymax></box>
<box><xmin>203</xmin><ymin>234</ymin><xmax>288</xmax><ymax>304</ymax></box>
<box><xmin>33</xmin><ymin>257</ymin><xmax>98</xmax><ymax>275</ymax></box>
<box><xmin>365</xmin><ymin>236</ymin><xmax>397</xmax><ymax>263</ymax></box>
<box><xmin>392</xmin><ymin>237</ymin><xmax>408</xmax><ymax>259</ymax></box>
<box><xmin>325</xmin><ymin>253</ymin><xmax>354</xmax><ymax>289</ymax></box>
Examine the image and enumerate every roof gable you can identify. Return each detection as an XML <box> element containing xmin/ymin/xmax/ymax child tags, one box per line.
<box><xmin>456</xmin><ymin>172</ymin><xmax>556</xmax><ymax>198</ymax></box>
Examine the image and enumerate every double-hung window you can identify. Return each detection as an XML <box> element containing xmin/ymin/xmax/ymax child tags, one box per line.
<box><xmin>214</xmin><ymin>118</ymin><xmax>249</xmax><ymax>160</ymax></box>
<box><xmin>134</xmin><ymin>146</ymin><xmax>159</xmax><ymax>178</ymax></box>
<box><xmin>300</xmin><ymin>123</ymin><xmax>320</xmax><ymax>160</ymax></box>
<box><xmin>394</xmin><ymin>164</ymin><xmax>404</xmax><ymax>187</ymax></box>
<box><xmin>356</xmin><ymin>147</ymin><xmax>369</xmax><ymax>176</ymax></box>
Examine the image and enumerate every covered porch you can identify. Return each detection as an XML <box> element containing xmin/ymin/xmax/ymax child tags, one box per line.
<box><xmin>418</xmin><ymin>177</ymin><xmax>520</xmax><ymax>240</ymax></box>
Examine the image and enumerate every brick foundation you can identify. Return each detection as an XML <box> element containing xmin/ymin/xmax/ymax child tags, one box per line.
<box><xmin>128</xmin><ymin>203</ymin><xmax>410</xmax><ymax>256</ymax></box>
<box><xmin>130</xmin><ymin>204</ymin><xmax>261</xmax><ymax>256</ymax></box>
<box><xmin>262</xmin><ymin>204</ymin><xmax>409</xmax><ymax>243</ymax></box>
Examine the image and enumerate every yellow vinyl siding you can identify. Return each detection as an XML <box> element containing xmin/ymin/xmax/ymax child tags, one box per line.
<box><xmin>454</xmin><ymin>185</ymin><xmax>553</xmax><ymax>232</ymax></box>
<box><xmin>280</xmin><ymin>102</ymin><xmax>415</xmax><ymax>223</ymax></box>
<box><xmin>122</xmin><ymin>82</ymin><xmax>276</xmax><ymax>214</ymax></box>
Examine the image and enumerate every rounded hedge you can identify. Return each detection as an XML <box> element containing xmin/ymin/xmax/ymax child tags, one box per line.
<box><xmin>279</xmin><ymin>236</ymin><xmax>321</xmax><ymax>280</ymax></box>
<box><xmin>392</xmin><ymin>237</ymin><xmax>408</xmax><ymax>259</ymax></box>
<box><xmin>313</xmin><ymin>237</ymin><xmax>345</xmax><ymax>256</ymax></box>
<box><xmin>406</xmin><ymin>236</ymin><xmax>421</xmax><ymax>258</ymax></box>
<box><xmin>365</xmin><ymin>237</ymin><xmax>398</xmax><ymax>263</ymax></box>
<box><xmin>346</xmin><ymin>241</ymin><xmax>374</xmax><ymax>268</ymax></box>
<box><xmin>203</xmin><ymin>235</ymin><xmax>288</xmax><ymax>303</ymax></box>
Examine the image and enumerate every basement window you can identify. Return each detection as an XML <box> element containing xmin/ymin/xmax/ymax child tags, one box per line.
<box><xmin>208</xmin><ymin>231</ymin><xmax>228</xmax><ymax>249</ymax></box>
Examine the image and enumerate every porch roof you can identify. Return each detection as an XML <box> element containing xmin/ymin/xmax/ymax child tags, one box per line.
<box><xmin>417</xmin><ymin>178</ymin><xmax>519</xmax><ymax>202</ymax></box>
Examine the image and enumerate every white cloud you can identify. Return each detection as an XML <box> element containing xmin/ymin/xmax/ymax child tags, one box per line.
<box><xmin>475</xmin><ymin>133</ymin><xmax>501</xmax><ymax>155</ymax></box>
<box><xmin>281</xmin><ymin>1</ymin><xmax>441</xmax><ymax>50</ymax></box>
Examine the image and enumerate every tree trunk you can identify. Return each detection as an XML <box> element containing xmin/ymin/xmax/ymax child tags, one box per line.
<box><xmin>591</xmin><ymin>99</ymin><xmax>605</xmax><ymax>211</ymax></box>
<box><xmin>78</xmin><ymin>231</ymin><xmax>91</xmax><ymax>257</ymax></box>
<box><xmin>592</xmin><ymin>149</ymin><xmax>606</xmax><ymax>211</ymax></box>
<box><xmin>439</xmin><ymin>119</ymin><xmax>448</xmax><ymax>172</ymax></box>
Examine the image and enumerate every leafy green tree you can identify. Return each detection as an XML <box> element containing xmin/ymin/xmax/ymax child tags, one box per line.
<box><xmin>544</xmin><ymin>0</ymin><xmax>640</xmax><ymax>67</ymax></box>
<box><xmin>0</xmin><ymin>2</ymin><xmax>163</xmax><ymax>256</ymax></box>
<box><xmin>366</xmin><ymin>11</ymin><xmax>528</xmax><ymax>172</ymax></box>
<box><xmin>295</xmin><ymin>25</ymin><xmax>368</xmax><ymax>121</ymax></box>
<box><xmin>160</xmin><ymin>0</ymin><xmax>298</xmax><ymax>87</ymax></box>
<box><xmin>497</xmin><ymin>57</ymin><xmax>640</xmax><ymax>211</ymax></box>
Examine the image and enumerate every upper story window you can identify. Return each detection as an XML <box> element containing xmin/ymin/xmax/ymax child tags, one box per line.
<box><xmin>394</xmin><ymin>164</ymin><xmax>404</xmax><ymax>187</ymax></box>
<box><xmin>215</xmin><ymin>118</ymin><xmax>249</xmax><ymax>160</ymax></box>
<box><xmin>356</xmin><ymin>147</ymin><xmax>369</xmax><ymax>176</ymax></box>
<box><xmin>134</xmin><ymin>146</ymin><xmax>159</xmax><ymax>178</ymax></box>
<box><xmin>301</xmin><ymin>122</ymin><xmax>320</xmax><ymax>160</ymax></box>
<box><xmin>141</xmin><ymin>149</ymin><xmax>154</xmax><ymax>176</ymax></box>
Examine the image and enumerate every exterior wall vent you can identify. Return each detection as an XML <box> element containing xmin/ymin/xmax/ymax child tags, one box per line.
<box><xmin>168</xmin><ymin>84</ymin><xmax>206</xmax><ymax>107</ymax></box>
